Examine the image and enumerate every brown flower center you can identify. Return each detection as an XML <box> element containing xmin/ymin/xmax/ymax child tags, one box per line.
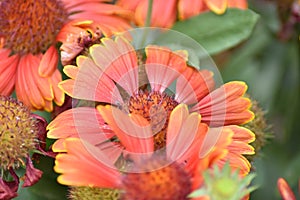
<box><xmin>121</xmin><ymin>157</ymin><xmax>191</xmax><ymax>200</ymax></box>
<box><xmin>0</xmin><ymin>0</ymin><xmax>68</xmax><ymax>55</ymax></box>
<box><xmin>0</xmin><ymin>96</ymin><xmax>38</xmax><ymax>169</ymax></box>
<box><xmin>128</xmin><ymin>90</ymin><xmax>179</xmax><ymax>150</ymax></box>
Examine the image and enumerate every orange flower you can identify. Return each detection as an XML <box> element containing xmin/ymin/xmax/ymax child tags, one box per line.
<box><xmin>48</xmin><ymin>35</ymin><xmax>254</xmax><ymax>173</ymax></box>
<box><xmin>58</xmin><ymin>36</ymin><xmax>253</xmax><ymax>128</ymax></box>
<box><xmin>0</xmin><ymin>0</ymin><xmax>132</xmax><ymax>111</ymax></box>
<box><xmin>116</xmin><ymin>0</ymin><xmax>247</xmax><ymax>27</ymax></box>
<box><xmin>53</xmin><ymin>104</ymin><xmax>254</xmax><ymax>199</ymax></box>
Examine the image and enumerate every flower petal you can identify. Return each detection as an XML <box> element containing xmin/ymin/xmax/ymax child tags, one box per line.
<box><xmin>23</xmin><ymin>156</ymin><xmax>43</xmax><ymax>187</ymax></box>
<box><xmin>97</xmin><ymin>105</ymin><xmax>154</xmax><ymax>154</ymax></box>
<box><xmin>90</xmin><ymin>37</ymin><xmax>139</xmax><ymax>95</ymax></box>
<box><xmin>135</xmin><ymin>0</ymin><xmax>177</xmax><ymax>28</ymax></box>
<box><xmin>145</xmin><ymin>45</ymin><xmax>188</xmax><ymax>93</ymax></box>
<box><xmin>116</xmin><ymin>0</ymin><xmax>140</xmax><ymax>11</ymax></box>
<box><xmin>227</xmin><ymin>0</ymin><xmax>247</xmax><ymax>9</ymax></box>
<box><xmin>51</xmin><ymin>69</ymin><xmax>65</xmax><ymax>106</ymax></box>
<box><xmin>38</xmin><ymin>45</ymin><xmax>58</xmax><ymax>77</ymax></box>
<box><xmin>16</xmin><ymin>54</ymin><xmax>45</xmax><ymax>110</ymax></box>
<box><xmin>63</xmin><ymin>65</ymin><xmax>79</xmax><ymax>80</ymax></box>
<box><xmin>199</xmin><ymin>126</ymin><xmax>232</xmax><ymax>159</ymax></box>
<box><xmin>60</xmin><ymin>56</ymin><xmax>123</xmax><ymax>104</ymax></box>
<box><xmin>54</xmin><ymin>138</ymin><xmax>120</xmax><ymax>188</ymax></box>
<box><xmin>175</xmin><ymin>67</ymin><xmax>214</xmax><ymax>104</ymax></box>
<box><xmin>204</xmin><ymin>0</ymin><xmax>227</xmax><ymax>14</ymax></box>
<box><xmin>277</xmin><ymin>178</ymin><xmax>296</xmax><ymax>200</ymax></box>
<box><xmin>166</xmin><ymin>104</ymin><xmax>189</xmax><ymax>144</ymax></box>
<box><xmin>0</xmin><ymin>49</ymin><xmax>19</xmax><ymax>95</ymax></box>
<box><xmin>167</xmin><ymin>107</ymin><xmax>202</xmax><ymax>163</ymax></box>
<box><xmin>166</xmin><ymin>104</ymin><xmax>208</xmax><ymax>171</ymax></box>
<box><xmin>47</xmin><ymin>107</ymin><xmax>114</xmax><ymax>152</ymax></box>
<box><xmin>178</xmin><ymin>0</ymin><xmax>208</xmax><ymax>20</ymax></box>
<box><xmin>0</xmin><ymin>169</ymin><xmax>19</xmax><ymax>199</ymax></box>
<box><xmin>227</xmin><ymin>125</ymin><xmax>255</xmax><ymax>143</ymax></box>
<box><xmin>191</xmin><ymin>81</ymin><xmax>254</xmax><ymax>126</ymax></box>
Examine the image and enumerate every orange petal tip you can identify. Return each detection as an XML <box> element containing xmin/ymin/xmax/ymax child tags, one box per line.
<box><xmin>205</xmin><ymin>0</ymin><xmax>227</xmax><ymax>14</ymax></box>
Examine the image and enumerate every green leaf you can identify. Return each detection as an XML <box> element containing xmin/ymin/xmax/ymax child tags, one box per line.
<box><xmin>171</xmin><ymin>9</ymin><xmax>259</xmax><ymax>55</ymax></box>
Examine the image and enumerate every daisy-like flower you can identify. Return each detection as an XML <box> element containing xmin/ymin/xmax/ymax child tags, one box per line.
<box><xmin>48</xmin><ymin>35</ymin><xmax>254</xmax><ymax>173</ymax></box>
<box><xmin>0</xmin><ymin>95</ymin><xmax>48</xmax><ymax>199</ymax></box>
<box><xmin>0</xmin><ymin>0</ymin><xmax>132</xmax><ymax>111</ymax></box>
<box><xmin>116</xmin><ymin>0</ymin><xmax>247</xmax><ymax>28</ymax></box>
<box><xmin>52</xmin><ymin>104</ymin><xmax>255</xmax><ymax>199</ymax></box>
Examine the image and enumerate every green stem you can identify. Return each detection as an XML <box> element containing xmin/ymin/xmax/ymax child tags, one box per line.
<box><xmin>140</xmin><ymin>0</ymin><xmax>153</xmax><ymax>47</ymax></box>
<box><xmin>145</xmin><ymin>0</ymin><xmax>153</xmax><ymax>27</ymax></box>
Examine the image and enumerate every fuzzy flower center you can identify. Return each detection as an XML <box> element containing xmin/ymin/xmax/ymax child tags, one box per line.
<box><xmin>69</xmin><ymin>187</ymin><xmax>120</xmax><ymax>200</ymax></box>
<box><xmin>0</xmin><ymin>0</ymin><xmax>68</xmax><ymax>55</ymax></box>
<box><xmin>0</xmin><ymin>96</ymin><xmax>38</xmax><ymax>169</ymax></box>
<box><xmin>128</xmin><ymin>90</ymin><xmax>179</xmax><ymax>150</ymax></box>
<box><xmin>121</xmin><ymin>157</ymin><xmax>191</xmax><ymax>200</ymax></box>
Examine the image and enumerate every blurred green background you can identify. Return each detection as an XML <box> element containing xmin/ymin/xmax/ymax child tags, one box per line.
<box><xmin>219</xmin><ymin>0</ymin><xmax>300</xmax><ymax>199</ymax></box>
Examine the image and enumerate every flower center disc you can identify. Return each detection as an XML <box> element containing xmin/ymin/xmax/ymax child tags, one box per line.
<box><xmin>128</xmin><ymin>90</ymin><xmax>179</xmax><ymax>150</ymax></box>
<box><xmin>0</xmin><ymin>0</ymin><xmax>68</xmax><ymax>55</ymax></box>
<box><xmin>121</xmin><ymin>157</ymin><xmax>191</xmax><ymax>200</ymax></box>
<box><xmin>0</xmin><ymin>96</ymin><xmax>37</xmax><ymax>169</ymax></box>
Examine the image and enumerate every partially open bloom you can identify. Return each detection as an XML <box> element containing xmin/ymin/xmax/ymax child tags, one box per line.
<box><xmin>52</xmin><ymin>104</ymin><xmax>254</xmax><ymax>199</ymax></box>
<box><xmin>0</xmin><ymin>95</ymin><xmax>48</xmax><ymax>198</ymax></box>
<box><xmin>0</xmin><ymin>0</ymin><xmax>132</xmax><ymax>111</ymax></box>
<box><xmin>116</xmin><ymin>0</ymin><xmax>247</xmax><ymax>28</ymax></box>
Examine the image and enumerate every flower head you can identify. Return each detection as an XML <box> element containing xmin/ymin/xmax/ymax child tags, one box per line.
<box><xmin>0</xmin><ymin>0</ymin><xmax>132</xmax><ymax>111</ymax></box>
<box><xmin>48</xmin><ymin>33</ymin><xmax>255</xmax><ymax>198</ymax></box>
<box><xmin>0</xmin><ymin>95</ymin><xmax>37</xmax><ymax>169</ymax></box>
<box><xmin>0</xmin><ymin>95</ymin><xmax>49</xmax><ymax>198</ymax></box>
<box><xmin>51</xmin><ymin>104</ymin><xmax>254</xmax><ymax>199</ymax></box>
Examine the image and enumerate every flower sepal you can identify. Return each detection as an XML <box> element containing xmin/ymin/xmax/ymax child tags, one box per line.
<box><xmin>189</xmin><ymin>163</ymin><xmax>257</xmax><ymax>200</ymax></box>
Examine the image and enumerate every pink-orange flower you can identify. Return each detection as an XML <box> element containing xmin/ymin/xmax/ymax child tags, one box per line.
<box><xmin>52</xmin><ymin>104</ymin><xmax>254</xmax><ymax>199</ymax></box>
<box><xmin>0</xmin><ymin>0</ymin><xmax>132</xmax><ymax>111</ymax></box>
<box><xmin>116</xmin><ymin>0</ymin><xmax>247</xmax><ymax>28</ymax></box>
<box><xmin>46</xmin><ymin>34</ymin><xmax>255</xmax><ymax>198</ymax></box>
<box><xmin>57</xmin><ymin>36</ymin><xmax>253</xmax><ymax>128</ymax></box>
<box><xmin>47</xmin><ymin>35</ymin><xmax>254</xmax><ymax>171</ymax></box>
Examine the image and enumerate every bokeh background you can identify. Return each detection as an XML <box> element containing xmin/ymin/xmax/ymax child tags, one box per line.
<box><xmin>219</xmin><ymin>0</ymin><xmax>300</xmax><ymax>199</ymax></box>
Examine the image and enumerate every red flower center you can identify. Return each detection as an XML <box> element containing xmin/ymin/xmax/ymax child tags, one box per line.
<box><xmin>0</xmin><ymin>0</ymin><xmax>68</xmax><ymax>55</ymax></box>
<box><xmin>121</xmin><ymin>157</ymin><xmax>191</xmax><ymax>200</ymax></box>
<box><xmin>128</xmin><ymin>90</ymin><xmax>179</xmax><ymax>150</ymax></box>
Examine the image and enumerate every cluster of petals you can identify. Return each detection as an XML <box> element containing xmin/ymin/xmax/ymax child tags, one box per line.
<box><xmin>0</xmin><ymin>0</ymin><xmax>132</xmax><ymax>111</ymax></box>
<box><xmin>47</xmin><ymin>35</ymin><xmax>255</xmax><ymax>198</ymax></box>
